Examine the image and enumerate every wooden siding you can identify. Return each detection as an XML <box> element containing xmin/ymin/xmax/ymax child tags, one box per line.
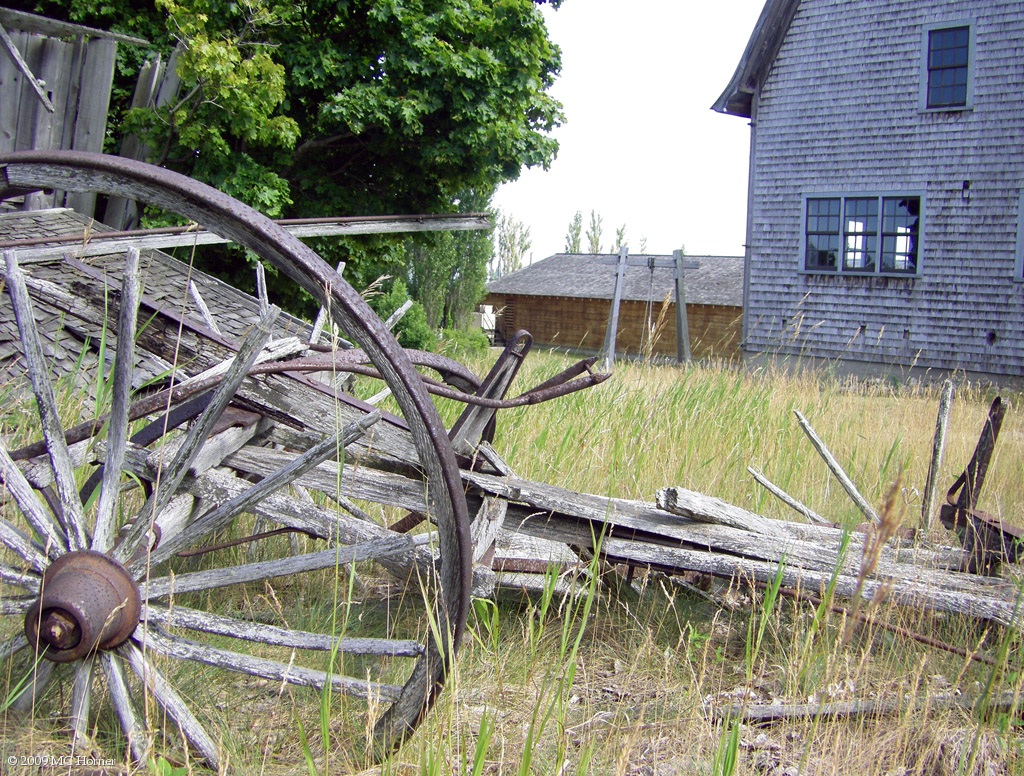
<box><xmin>742</xmin><ymin>0</ymin><xmax>1024</xmax><ymax>376</ymax></box>
<box><xmin>485</xmin><ymin>293</ymin><xmax>743</xmax><ymax>362</ymax></box>
<box><xmin>0</xmin><ymin>23</ymin><xmax>117</xmax><ymax>216</ymax></box>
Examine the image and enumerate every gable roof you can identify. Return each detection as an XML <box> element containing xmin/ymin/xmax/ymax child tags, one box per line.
<box><xmin>712</xmin><ymin>0</ymin><xmax>800</xmax><ymax>118</ymax></box>
<box><xmin>486</xmin><ymin>253</ymin><xmax>744</xmax><ymax>308</ymax></box>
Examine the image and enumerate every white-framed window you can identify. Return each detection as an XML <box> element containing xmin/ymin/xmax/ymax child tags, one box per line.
<box><xmin>920</xmin><ymin>20</ymin><xmax>975</xmax><ymax>111</ymax></box>
<box><xmin>802</xmin><ymin>194</ymin><xmax>922</xmax><ymax>276</ymax></box>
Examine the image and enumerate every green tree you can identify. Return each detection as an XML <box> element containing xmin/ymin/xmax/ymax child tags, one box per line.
<box><xmin>492</xmin><ymin>213</ymin><xmax>531</xmax><ymax>279</ymax></box>
<box><xmin>406</xmin><ymin>189</ymin><xmax>491</xmax><ymax>330</ymax></box>
<box><xmin>15</xmin><ymin>0</ymin><xmax>564</xmax><ymax>319</ymax></box>
<box><xmin>368</xmin><ymin>278</ymin><xmax>437</xmax><ymax>351</ymax></box>
<box><xmin>585</xmin><ymin>209</ymin><xmax>603</xmax><ymax>254</ymax></box>
<box><xmin>614</xmin><ymin>223</ymin><xmax>627</xmax><ymax>251</ymax></box>
<box><xmin>564</xmin><ymin>210</ymin><xmax>582</xmax><ymax>253</ymax></box>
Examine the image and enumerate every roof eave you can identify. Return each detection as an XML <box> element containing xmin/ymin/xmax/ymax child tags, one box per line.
<box><xmin>711</xmin><ymin>0</ymin><xmax>801</xmax><ymax>119</ymax></box>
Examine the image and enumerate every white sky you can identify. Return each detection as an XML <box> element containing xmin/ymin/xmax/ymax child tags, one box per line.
<box><xmin>491</xmin><ymin>0</ymin><xmax>765</xmax><ymax>262</ymax></box>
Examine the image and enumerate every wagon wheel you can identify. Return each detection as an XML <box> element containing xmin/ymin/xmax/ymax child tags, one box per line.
<box><xmin>0</xmin><ymin>151</ymin><xmax>472</xmax><ymax>769</ymax></box>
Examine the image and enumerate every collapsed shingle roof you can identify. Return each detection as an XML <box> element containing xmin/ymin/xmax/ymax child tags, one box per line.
<box><xmin>486</xmin><ymin>253</ymin><xmax>743</xmax><ymax>307</ymax></box>
<box><xmin>0</xmin><ymin>208</ymin><xmax>313</xmax><ymax>390</ymax></box>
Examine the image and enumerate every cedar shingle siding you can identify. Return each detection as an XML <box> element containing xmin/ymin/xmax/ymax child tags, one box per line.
<box><xmin>715</xmin><ymin>0</ymin><xmax>1024</xmax><ymax>376</ymax></box>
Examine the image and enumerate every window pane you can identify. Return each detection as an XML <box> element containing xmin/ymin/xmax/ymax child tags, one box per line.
<box><xmin>807</xmin><ymin>234</ymin><xmax>839</xmax><ymax>270</ymax></box>
<box><xmin>806</xmin><ymin>198</ymin><xmax>841</xmax><ymax>270</ymax></box>
<box><xmin>843</xmin><ymin>198</ymin><xmax>878</xmax><ymax>271</ymax></box>
<box><xmin>927</xmin><ymin>26</ymin><xmax>969</xmax><ymax>108</ymax></box>
<box><xmin>881</xmin><ymin>197</ymin><xmax>920</xmax><ymax>273</ymax></box>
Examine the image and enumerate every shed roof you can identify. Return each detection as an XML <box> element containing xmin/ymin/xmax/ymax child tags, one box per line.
<box><xmin>486</xmin><ymin>253</ymin><xmax>744</xmax><ymax>308</ymax></box>
<box><xmin>711</xmin><ymin>0</ymin><xmax>800</xmax><ymax>118</ymax></box>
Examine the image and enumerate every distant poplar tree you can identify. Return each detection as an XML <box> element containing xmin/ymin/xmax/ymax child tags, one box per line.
<box><xmin>585</xmin><ymin>210</ymin><xmax>604</xmax><ymax>253</ymax></box>
<box><xmin>564</xmin><ymin>211</ymin><xmax>583</xmax><ymax>253</ymax></box>
<box><xmin>492</xmin><ymin>213</ymin><xmax>532</xmax><ymax>279</ymax></box>
<box><xmin>614</xmin><ymin>224</ymin><xmax>627</xmax><ymax>251</ymax></box>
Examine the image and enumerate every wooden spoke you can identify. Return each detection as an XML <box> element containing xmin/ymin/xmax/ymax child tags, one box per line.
<box><xmin>6</xmin><ymin>656</ymin><xmax>54</xmax><ymax>716</ymax></box>
<box><xmin>113</xmin><ymin>306</ymin><xmax>280</xmax><ymax>565</ymax></box>
<box><xmin>69</xmin><ymin>657</ymin><xmax>96</xmax><ymax>747</ymax></box>
<box><xmin>93</xmin><ymin>246</ymin><xmax>141</xmax><ymax>552</ymax></box>
<box><xmin>102</xmin><ymin>652</ymin><xmax>151</xmax><ymax>765</ymax></box>
<box><xmin>143</xmin><ymin>410</ymin><xmax>380</xmax><ymax>566</ymax></box>
<box><xmin>123</xmin><ymin>642</ymin><xmax>221</xmax><ymax>770</ymax></box>
<box><xmin>0</xmin><ymin>597</ymin><xmax>35</xmax><ymax>615</ymax></box>
<box><xmin>0</xmin><ymin>439</ymin><xmax>67</xmax><ymax>563</ymax></box>
<box><xmin>0</xmin><ymin>564</ymin><xmax>39</xmax><ymax>591</ymax></box>
<box><xmin>142</xmin><ymin>629</ymin><xmax>404</xmax><ymax>702</ymax></box>
<box><xmin>4</xmin><ymin>250</ymin><xmax>87</xmax><ymax>551</ymax></box>
<box><xmin>142</xmin><ymin>533</ymin><xmax>433</xmax><ymax>598</ymax></box>
<box><xmin>0</xmin><ymin>633</ymin><xmax>28</xmax><ymax>661</ymax></box>
<box><xmin>143</xmin><ymin>604</ymin><xmax>424</xmax><ymax>657</ymax></box>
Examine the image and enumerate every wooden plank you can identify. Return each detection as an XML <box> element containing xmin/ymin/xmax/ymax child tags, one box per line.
<box><xmin>219</xmin><ymin>446</ymin><xmax>1006</xmax><ymax>621</ymax></box>
<box><xmin>11</xmin><ymin>215</ymin><xmax>493</xmax><ymax>260</ymax></box>
<box><xmin>32</xmin><ymin>35</ymin><xmax>74</xmax><ymax>206</ymax></box>
<box><xmin>67</xmin><ymin>36</ymin><xmax>116</xmax><ymax>215</ymax></box>
<box><xmin>600</xmin><ymin>246</ymin><xmax>629</xmax><ymax>368</ymax></box>
<box><xmin>0</xmin><ymin>20</ymin><xmax>52</xmax><ymax>112</ymax></box>
<box><xmin>0</xmin><ymin>8</ymin><xmax>148</xmax><ymax>46</ymax></box>
<box><xmin>12</xmin><ymin>32</ymin><xmax>39</xmax><ymax>152</ymax></box>
<box><xmin>674</xmin><ymin>248</ymin><xmax>692</xmax><ymax>362</ymax></box>
<box><xmin>0</xmin><ymin>27</ymin><xmax>21</xmax><ymax>154</ymax></box>
<box><xmin>103</xmin><ymin>52</ymin><xmax>164</xmax><ymax>228</ymax></box>
<box><xmin>56</xmin><ymin>34</ymin><xmax>86</xmax><ymax>152</ymax></box>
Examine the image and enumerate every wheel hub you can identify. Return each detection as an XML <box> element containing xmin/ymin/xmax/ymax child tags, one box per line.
<box><xmin>25</xmin><ymin>550</ymin><xmax>141</xmax><ymax>663</ymax></box>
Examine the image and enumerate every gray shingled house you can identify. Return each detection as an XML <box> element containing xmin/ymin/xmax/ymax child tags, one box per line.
<box><xmin>484</xmin><ymin>254</ymin><xmax>743</xmax><ymax>360</ymax></box>
<box><xmin>714</xmin><ymin>0</ymin><xmax>1024</xmax><ymax>377</ymax></box>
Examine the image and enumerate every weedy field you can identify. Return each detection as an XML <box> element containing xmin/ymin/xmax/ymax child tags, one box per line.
<box><xmin>3</xmin><ymin>349</ymin><xmax>1023</xmax><ymax>775</ymax></box>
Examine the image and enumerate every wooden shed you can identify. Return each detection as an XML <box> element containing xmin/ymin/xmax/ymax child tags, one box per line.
<box><xmin>0</xmin><ymin>7</ymin><xmax>147</xmax><ymax>215</ymax></box>
<box><xmin>484</xmin><ymin>253</ymin><xmax>743</xmax><ymax>361</ymax></box>
<box><xmin>714</xmin><ymin>0</ymin><xmax>1024</xmax><ymax>378</ymax></box>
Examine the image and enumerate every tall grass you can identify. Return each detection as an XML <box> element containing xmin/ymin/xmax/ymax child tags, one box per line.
<box><xmin>3</xmin><ymin>350</ymin><xmax>1023</xmax><ymax>774</ymax></box>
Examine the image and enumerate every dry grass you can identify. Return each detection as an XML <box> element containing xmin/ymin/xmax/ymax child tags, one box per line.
<box><xmin>3</xmin><ymin>352</ymin><xmax>1024</xmax><ymax>774</ymax></box>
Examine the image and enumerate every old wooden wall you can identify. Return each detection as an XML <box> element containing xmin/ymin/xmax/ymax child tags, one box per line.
<box><xmin>485</xmin><ymin>293</ymin><xmax>742</xmax><ymax>361</ymax></box>
<box><xmin>0</xmin><ymin>14</ymin><xmax>119</xmax><ymax>216</ymax></box>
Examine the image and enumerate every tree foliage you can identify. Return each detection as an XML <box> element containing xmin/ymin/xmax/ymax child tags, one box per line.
<box><xmin>614</xmin><ymin>223</ymin><xmax>627</xmax><ymax>251</ymax></box>
<box><xmin>492</xmin><ymin>213</ymin><xmax>531</xmax><ymax>279</ymax></box>
<box><xmin>13</xmin><ymin>0</ymin><xmax>564</xmax><ymax>328</ymax></box>
<box><xmin>585</xmin><ymin>209</ymin><xmax>603</xmax><ymax>254</ymax></box>
<box><xmin>564</xmin><ymin>210</ymin><xmax>582</xmax><ymax>253</ymax></box>
<box><xmin>406</xmin><ymin>190</ymin><xmax>492</xmax><ymax>330</ymax></box>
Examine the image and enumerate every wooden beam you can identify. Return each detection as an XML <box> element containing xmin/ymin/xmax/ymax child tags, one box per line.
<box><xmin>674</xmin><ymin>249</ymin><xmax>692</xmax><ymax>363</ymax></box>
<box><xmin>0</xmin><ymin>213</ymin><xmax>493</xmax><ymax>262</ymax></box>
<box><xmin>600</xmin><ymin>246</ymin><xmax>629</xmax><ymax>369</ymax></box>
<box><xmin>0</xmin><ymin>8</ymin><xmax>149</xmax><ymax>46</ymax></box>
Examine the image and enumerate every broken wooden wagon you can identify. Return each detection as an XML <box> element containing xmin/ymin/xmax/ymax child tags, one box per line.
<box><xmin>0</xmin><ymin>152</ymin><xmax>1021</xmax><ymax>771</ymax></box>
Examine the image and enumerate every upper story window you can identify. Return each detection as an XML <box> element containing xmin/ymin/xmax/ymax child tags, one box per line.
<box><xmin>803</xmin><ymin>195</ymin><xmax>921</xmax><ymax>276</ymax></box>
<box><xmin>921</xmin><ymin>22</ymin><xmax>974</xmax><ymax>111</ymax></box>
